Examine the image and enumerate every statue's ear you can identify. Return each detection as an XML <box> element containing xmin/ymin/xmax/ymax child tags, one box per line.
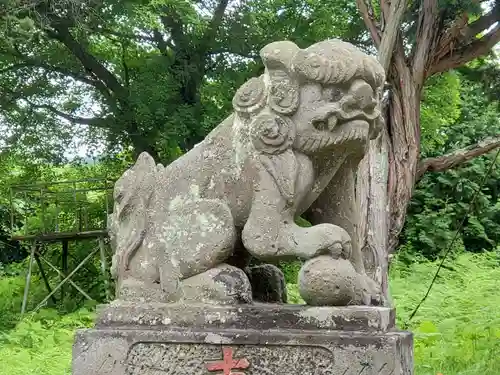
<box><xmin>250</xmin><ymin>112</ymin><xmax>297</xmax><ymax>203</ymax></box>
<box><xmin>258</xmin><ymin>150</ymin><xmax>297</xmax><ymax>204</ymax></box>
<box><xmin>260</xmin><ymin>41</ymin><xmax>301</xmax><ymax>115</ymax></box>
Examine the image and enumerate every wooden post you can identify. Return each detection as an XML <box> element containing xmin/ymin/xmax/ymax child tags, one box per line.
<box><xmin>9</xmin><ymin>187</ymin><xmax>14</xmax><ymax>234</ymax></box>
<box><xmin>23</xmin><ymin>191</ymin><xmax>28</xmax><ymax>236</ymax></box>
<box><xmin>34</xmin><ymin>250</ymin><xmax>57</xmax><ymax>305</ymax></box>
<box><xmin>84</xmin><ymin>206</ymin><xmax>89</xmax><ymax>231</ymax></box>
<box><xmin>21</xmin><ymin>241</ymin><xmax>36</xmax><ymax>314</ymax></box>
<box><xmin>73</xmin><ymin>181</ymin><xmax>77</xmax><ymax>232</ymax></box>
<box><xmin>99</xmin><ymin>236</ymin><xmax>111</xmax><ymax>301</ymax></box>
<box><xmin>61</xmin><ymin>239</ymin><xmax>69</xmax><ymax>301</ymax></box>
<box><xmin>40</xmin><ymin>187</ymin><xmax>46</xmax><ymax>234</ymax></box>
<box><xmin>105</xmin><ymin>179</ymin><xmax>110</xmax><ymax>229</ymax></box>
<box><xmin>32</xmin><ymin>247</ymin><xmax>98</xmax><ymax>313</ymax></box>
<box><xmin>38</xmin><ymin>254</ymin><xmax>92</xmax><ymax>301</ymax></box>
<box><xmin>55</xmin><ymin>193</ymin><xmax>60</xmax><ymax>232</ymax></box>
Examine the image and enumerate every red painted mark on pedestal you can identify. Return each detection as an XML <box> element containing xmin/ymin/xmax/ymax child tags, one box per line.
<box><xmin>205</xmin><ymin>347</ymin><xmax>250</xmax><ymax>375</ymax></box>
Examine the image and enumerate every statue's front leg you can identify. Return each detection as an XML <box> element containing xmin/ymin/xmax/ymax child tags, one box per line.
<box><xmin>305</xmin><ymin>157</ymin><xmax>383</xmax><ymax>306</ymax></box>
<box><xmin>242</xmin><ymin>180</ymin><xmax>352</xmax><ymax>263</ymax></box>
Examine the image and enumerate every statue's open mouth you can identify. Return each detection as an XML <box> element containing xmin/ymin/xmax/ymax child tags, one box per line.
<box><xmin>335</xmin><ymin>119</ymin><xmax>370</xmax><ymax>139</ymax></box>
<box><xmin>313</xmin><ymin>116</ymin><xmax>370</xmax><ymax>141</ymax></box>
<box><xmin>312</xmin><ymin>105</ymin><xmax>379</xmax><ymax>132</ymax></box>
<box><xmin>297</xmin><ymin>117</ymin><xmax>371</xmax><ymax>154</ymax></box>
<box><xmin>297</xmin><ymin>107</ymin><xmax>380</xmax><ymax>154</ymax></box>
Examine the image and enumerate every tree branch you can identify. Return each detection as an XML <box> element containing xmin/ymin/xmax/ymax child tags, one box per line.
<box><xmin>2</xmin><ymin>48</ymin><xmax>115</xmax><ymax>108</ymax></box>
<box><xmin>29</xmin><ymin>103</ymin><xmax>108</xmax><ymax>127</ymax></box>
<box><xmin>46</xmin><ymin>22</ymin><xmax>128</xmax><ymax>100</ymax></box>
<box><xmin>412</xmin><ymin>0</ymin><xmax>441</xmax><ymax>85</ymax></box>
<box><xmin>430</xmin><ymin>23</ymin><xmax>500</xmax><ymax>75</ymax></box>
<box><xmin>464</xmin><ymin>3</ymin><xmax>500</xmax><ymax>39</ymax></box>
<box><xmin>11</xmin><ymin>58</ymin><xmax>103</xmax><ymax>89</ymax></box>
<box><xmin>356</xmin><ymin>0</ymin><xmax>381</xmax><ymax>46</ymax></box>
<box><xmin>431</xmin><ymin>1</ymin><xmax>498</xmax><ymax>65</ymax></box>
<box><xmin>378</xmin><ymin>0</ymin><xmax>408</xmax><ymax>72</ymax></box>
<box><xmin>152</xmin><ymin>29</ymin><xmax>171</xmax><ymax>55</ymax></box>
<box><xmin>416</xmin><ymin>136</ymin><xmax>500</xmax><ymax>180</ymax></box>
<box><xmin>0</xmin><ymin>63</ymin><xmax>31</xmax><ymax>74</ymax></box>
<box><xmin>3</xmin><ymin>48</ymin><xmax>96</xmax><ymax>86</ymax></box>
<box><xmin>120</xmin><ymin>41</ymin><xmax>130</xmax><ymax>88</ymax></box>
<box><xmin>91</xmin><ymin>26</ymin><xmax>159</xmax><ymax>44</ymax></box>
<box><xmin>200</xmin><ymin>0</ymin><xmax>229</xmax><ymax>53</ymax></box>
<box><xmin>160</xmin><ymin>8</ymin><xmax>186</xmax><ymax>49</ymax></box>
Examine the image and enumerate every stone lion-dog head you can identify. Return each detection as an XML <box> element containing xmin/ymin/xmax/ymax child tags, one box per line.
<box><xmin>232</xmin><ymin>39</ymin><xmax>385</xmax><ymax>161</ymax></box>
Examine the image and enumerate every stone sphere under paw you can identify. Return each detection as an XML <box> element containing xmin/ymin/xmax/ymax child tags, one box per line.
<box><xmin>298</xmin><ymin>256</ymin><xmax>361</xmax><ymax>306</ymax></box>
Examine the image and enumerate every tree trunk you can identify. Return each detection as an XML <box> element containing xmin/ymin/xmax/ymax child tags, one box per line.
<box><xmin>356</xmin><ymin>63</ymin><xmax>421</xmax><ymax>301</ymax></box>
<box><xmin>355</xmin><ymin>125</ymin><xmax>390</xmax><ymax>297</ymax></box>
<box><xmin>353</xmin><ymin>0</ymin><xmax>500</xmax><ymax>305</ymax></box>
<box><xmin>128</xmin><ymin>118</ymin><xmax>161</xmax><ymax>162</ymax></box>
<box><xmin>386</xmin><ymin>67</ymin><xmax>421</xmax><ymax>253</ymax></box>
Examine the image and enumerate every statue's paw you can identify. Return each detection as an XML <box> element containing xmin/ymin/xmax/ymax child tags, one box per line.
<box><xmin>323</xmin><ymin>225</ymin><xmax>352</xmax><ymax>260</ymax></box>
<box><xmin>117</xmin><ymin>277</ymin><xmax>168</xmax><ymax>303</ymax></box>
<box><xmin>181</xmin><ymin>264</ymin><xmax>253</xmax><ymax>304</ymax></box>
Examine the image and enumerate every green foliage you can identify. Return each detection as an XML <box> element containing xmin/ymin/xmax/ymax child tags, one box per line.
<box><xmin>0</xmin><ymin>0</ymin><xmax>368</xmax><ymax>164</ymax></box>
<box><xmin>0</xmin><ymin>307</ymin><xmax>95</xmax><ymax>375</ymax></box>
<box><xmin>390</xmin><ymin>251</ymin><xmax>500</xmax><ymax>375</ymax></box>
<box><xmin>420</xmin><ymin>72</ymin><xmax>462</xmax><ymax>155</ymax></box>
<box><xmin>402</xmin><ymin>72</ymin><xmax>500</xmax><ymax>259</ymax></box>
<box><xmin>0</xmin><ymin>275</ymin><xmax>30</xmax><ymax>330</ymax></box>
<box><xmin>285</xmin><ymin>283</ymin><xmax>305</xmax><ymax>304</ymax></box>
<box><xmin>278</xmin><ymin>260</ymin><xmax>302</xmax><ymax>284</ymax></box>
<box><xmin>2</xmin><ymin>253</ymin><xmax>498</xmax><ymax>375</ymax></box>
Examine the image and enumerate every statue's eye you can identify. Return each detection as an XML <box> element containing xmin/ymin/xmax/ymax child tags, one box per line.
<box><xmin>323</xmin><ymin>87</ymin><xmax>342</xmax><ymax>102</ymax></box>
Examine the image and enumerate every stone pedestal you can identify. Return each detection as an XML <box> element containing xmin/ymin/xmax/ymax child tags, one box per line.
<box><xmin>72</xmin><ymin>302</ymin><xmax>413</xmax><ymax>375</ymax></box>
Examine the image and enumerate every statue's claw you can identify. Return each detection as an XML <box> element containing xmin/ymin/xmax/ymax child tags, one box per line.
<box><xmin>360</xmin><ymin>274</ymin><xmax>383</xmax><ymax>306</ymax></box>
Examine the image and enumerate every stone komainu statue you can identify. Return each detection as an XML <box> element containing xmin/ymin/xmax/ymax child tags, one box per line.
<box><xmin>108</xmin><ymin>39</ymin><xmax>386</xmax><ymax>306</ymax></box>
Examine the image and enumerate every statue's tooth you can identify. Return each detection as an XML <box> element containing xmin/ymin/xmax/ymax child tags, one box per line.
<box><xmin>327</xmin><ymin>117</ymin><xmax>337</xmax><ymax>131</ymax></box>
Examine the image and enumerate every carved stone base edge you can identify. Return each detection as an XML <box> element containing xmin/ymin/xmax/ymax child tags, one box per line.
<box><xmin>72</xmin><ymin>327</ymin><xmax>413</xmax><ymax>375</ymax></box>
<box><xmin>96</xmin><ymin>302</ymin><xmax>396</xmax><ymax>332</ymax></box>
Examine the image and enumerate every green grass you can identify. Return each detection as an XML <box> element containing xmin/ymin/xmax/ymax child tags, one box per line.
<box><xmin>1</xmin><ymin>252</ymin><xmax>499</xmax><ymax>375</ymax></box>
<box><xmin>390</xmin><ymin>252</ymin><xmax>500</xmax><ymax>375</ymax></box>
<box><xmin>0</xmin><ymin>309</ymin><xmax>95</xmax><ymax>375</ymax></box>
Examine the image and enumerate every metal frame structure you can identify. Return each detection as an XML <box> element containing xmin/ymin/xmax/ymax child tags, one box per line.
<box><xmin>9</xmin><ymin>178</ymin><xmax>114</xmax><ymax>314</ymax></box>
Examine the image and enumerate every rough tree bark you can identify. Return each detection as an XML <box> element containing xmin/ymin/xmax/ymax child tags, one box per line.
<box><xmin>354</xmin><ymin>0</ymin><xmax>500</xmax><ymax>301</ymax></box>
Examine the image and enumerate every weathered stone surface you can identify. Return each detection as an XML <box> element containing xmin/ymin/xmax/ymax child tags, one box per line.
<box><xmin>95</xmin><ymin>302</ymin><xmax>395</xmax><ymax>332</ymax></box>
<box><xmin>107</xmin><ymin>38</ymin><xmax>387</xmax><ymax>307</ymax></box>
<box><xmin>73</xmin><ymin>303</ymin><xmax>413</xmax><ymax>375</ymax></box>
<box><xmin>299</xmin><ymin>256</ymin><xmax>379</xmax><ymax>306</ymax></box>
